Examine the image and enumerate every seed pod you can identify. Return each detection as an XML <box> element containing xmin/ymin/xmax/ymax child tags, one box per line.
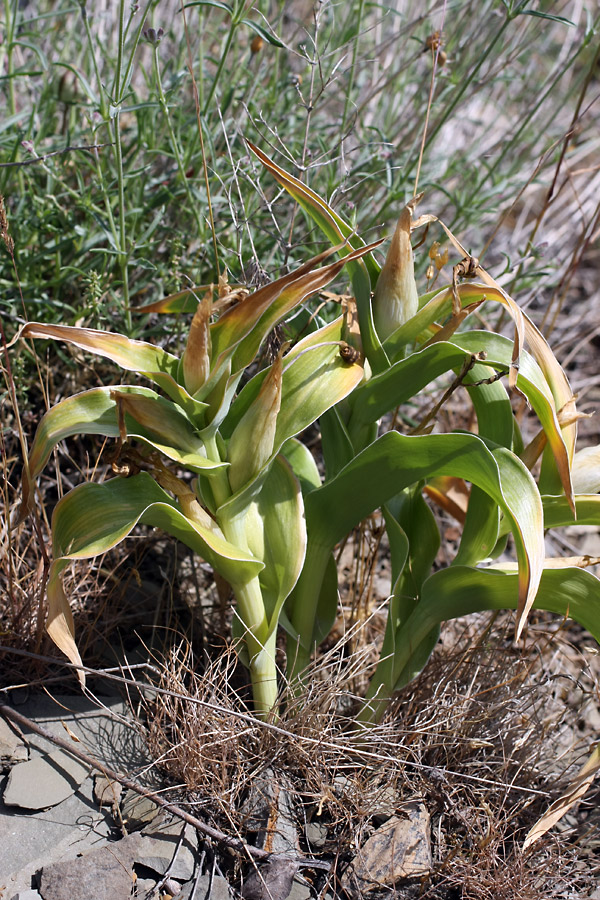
<box><xmin>373</xmin><ymin>202</ymin><xmax>419</xmax><ymax>342</ymax></box>
<box><xmin>227</xmin><ymin>349</ymin><xmax>284</xmax><ymax>493</ymax></box>
<box><xmin>182</xmin><ymin>293</ymin><xmax>212</xmax><ymax>395</ymax></box>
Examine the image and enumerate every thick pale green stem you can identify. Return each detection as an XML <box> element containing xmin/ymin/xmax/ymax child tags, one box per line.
<box><xmin>221</xmin><ymin>507</ymin><xmax>278</xmax><ymax>716</ymax></box>
<box><xmin>286</xmin><ymin>541</ymin><xmax>331</xmax><ymax>684</ymax></box>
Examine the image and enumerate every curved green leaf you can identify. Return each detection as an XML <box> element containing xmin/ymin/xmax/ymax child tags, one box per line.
<box><xmin>281</xmin><ymin>438</ymin><xmax>321</xmax><ymax>495</ymax></box>
<box><xmin>205</xmin><ymin>242</ymin><xmax>381</xmax><ymax>404</ymax></box>
<box><xmin>454</xmin><ymin>331</ymin><xmax>572</xmax><ymax>503</ymax></box>
<box><xmin>241</xmin><ymin>455</ymin><xmax>306</xmax><ymax>633</ymax></box>
<box><xmin>290</xmin><ymin>431</ymin><xmax>544</xmax><ymax>657</ymax></box>
<box><xmin>20</xmin><ymin>322</ymin><xmax>179</xmax><ymax>377</ymax></box>
<box><xmin>20</xmin><ymin>387</ymin><xmax>225</xmax><ymax>519</ymax></box>
<box><xmin>47</xmin><ymin>471</ymin><xmax>263</xmax><ymax>682</ymax></box>
<box><xmin>19</xmin><ymin>321</ymin><xmax>206</xmax><ymax>418</ymax></box>
<box><xmin>455</xmin><ymin>367</ymin><xmax>514</xmax><ymax>566</ymax></box>
<box><xmin>363</xmin><ymin>565</ymin><xmax>600</xmax><ymax>720</ymax></box>
<box><xmin>542</xmin><ymin>494</ymin><xmax>600</xmax><ymax>528</ymax></box>
<box><xmin>220</xmin><ymin>318</ymin><xmax>365</xmax><ymax>504</ymax></box>
<box><xmin>348</xmin><ymin>341</ymin><xmax>479</xmax><ymax>436</ymax></box>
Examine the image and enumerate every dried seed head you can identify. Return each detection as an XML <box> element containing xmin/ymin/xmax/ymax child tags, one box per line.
<box><xmin>0</xmin><ymin>195</ymin><xmax>14</xmax><ymax>256</ymax></box>
<box><xmin>144</xmin><ymin>26</ymin><xmax>164</xmax><ymax>46</ymax></box>
<box><xmin>339</xmin><ymin>341</ymin><xmax>361</xmax><ymax>365</ymax></box>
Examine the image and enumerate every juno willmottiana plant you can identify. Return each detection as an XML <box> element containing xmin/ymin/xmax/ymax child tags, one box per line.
<box><xmin>16</xmin><ymin>145</ymin><xmax>600</xmax><ymax>744</ymax></box>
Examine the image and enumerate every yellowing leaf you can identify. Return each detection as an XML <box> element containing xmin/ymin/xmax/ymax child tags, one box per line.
<box><xmin>523</xmin><ymin>744</ymin><xmax>600</xmax><ymax>850</ymax></box>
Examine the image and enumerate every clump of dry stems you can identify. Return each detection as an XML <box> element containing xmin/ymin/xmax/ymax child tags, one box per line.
<box><xmin>143</xmin><ymin>612</ymin><xmax>600</xmax><ymax>898</ymax></box>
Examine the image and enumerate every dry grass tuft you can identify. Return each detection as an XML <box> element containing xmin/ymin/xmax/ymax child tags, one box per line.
<box><xmin>143</xmin><ymin>614</ymin><xmax>600</xmax><ymax>897</ymax></box>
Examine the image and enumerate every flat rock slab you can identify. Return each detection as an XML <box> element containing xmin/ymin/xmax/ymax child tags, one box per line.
<box><xmin>241</xmin><ymin>769</ymin><xmax>299</xmax><ymax>854</ymax></box>
<box><xmin>0</xmin><ymin>719</ymin><xmax>28</xmax><ymax>770</ymax></box>
<box><xmin>121</xmin><ymin>788</ymin><xmax>159</xmax><ymax>829</ymax></box>
<box><xmin>178</xmin><ymin>875</ymin><xmax>231</xmax><ymax>900</ymax></box>
<box><xmin>8</xmin><ymin>892</ymin><xmax>43</xmax><ymax>900</ymax></box>
<box><xmin>3</xmin><ymin>750</ymin><xmax>90</xmax><ymax>810</ymax></box>
<box><xmin>342</xmin><ymin>802</ymin><xmax>431</xmax><ymax>895</ymax></box>
<box><xmin>0</xmin><ymin>695</ymin><xmax>153</xmax><ymax>896</ymax></box>
<box><xmin>38</xmin><ymin>834</ymin><xmax>142</xmax><ymax>900</ymax></box>
<box><xmin>241</xmin><ymin>856</ymin><xmax>300</xmax><ymax>900</ymax></box>
<box><xmin>134</xmin><ymin>822</ymin><xmax>198</xmax><ymax>882</ymax></box>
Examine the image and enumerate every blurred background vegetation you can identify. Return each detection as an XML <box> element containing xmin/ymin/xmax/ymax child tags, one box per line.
<box><xmin>1</xmin><ymin>0</ymin><xmax>598</xmax><ymax>344</ymax></box>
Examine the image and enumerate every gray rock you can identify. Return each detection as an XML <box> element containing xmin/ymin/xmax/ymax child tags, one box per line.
<box><xmin>241</xmin><ymin>769</ymin><xmax>299</xmax><ymax>854</ymax></box>
<box><xmin>9</xmin><ymin>891</ymin><xmax>43</xmax><ymax>900</ymax></box>
<box><xmin>288</xmin><ymin>877</ymin><xmax>313</xmax><ymax>900</ymax></box>
<box><xmin>341</xmin><ymin>801</ymin><xmax>431</xmax><ymax>895</ymax></box>
<box><xmin>93</xmin><ymin>774</ymin><xmax>122</xmax><ymax>809</ymax></box>
<box><xmin>370</xmin><ymin>784</ymin><xmax>399</xmax><ymax>825</ymax></box>
<box><xmin>178</xmin><ymin>874</ymin><xmax>232</xmax><ymax>899</ymax></box>
<box><xmin>134</xmin><ymin>822</ymin><xmax>198</xmax><ymax>881</ymax></box>
<box><xmin>121</xmin><ymin>788</ymin><xmax>159</xmax><ymax>828</ymax></box>
<box><xmin>133</xmin><ymin>877</ymin><xmax>157</xmax><ymax>897</ymax></box>
<box><xmin>304</xmin><ymin>821</ymin><xmax>327</xmax><ymax>849</ymax></box>
<box><xmin>3</xmin><ymin>749</ymin><xmax>89</xmax><ymax>810</ymax></box>
<box><xmin>0</xmin><ymin>718</ymin><xmax>28</xmax><ymax>770</ymax></box>
<box><xmin>0</xmin><ymin>695</ymin><xmax>152</xmax><ymax>895</ymax></box>
<box><xmin>38</xmin><ymin>834</ymin><xmax>142</xmax><ymax>900</ymax></box>
<box><xmin>241</xmin><ymin>856</ymin><xmax>300</xmax><ymax>900</ymax></box>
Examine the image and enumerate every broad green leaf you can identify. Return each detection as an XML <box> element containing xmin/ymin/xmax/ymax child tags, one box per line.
<box><xmin>363</xmin><ymin>565</ymin><xmax>600</xmax><ymax>719</ymax></box>
<box><xmin>209</xmin><ymin>241</ymin><xmax>382</xmax><ymax>395</ymax></box>
<box><xmin>133</xmin><ymin>287</ymin><xmax>208</xmax><ymax>314</ymax></box>
<box><xmin>47</xmin><ymin>472</ymin><xmax>263</xmax><ymax>683</ymax></box>
<box><xmin>281</xmin><ymin>438</ymin><xmax>321</xmax><ymax>494</ymax></box>
<box><xmin>222</xmin><ymin>318</ymin><xmax>365</xmax><ymax>491</ymax></box>
<box><xmin>207</xmin><ymin>245</ymin><xmax>336</xmax><ymax>390</ymax></box>
<box><xmin>284</xmin><ymin>552</ymin><xmax>338</xmax><ymax>680</ymax></box>
<box><xmin>454</xmin><ymin>331</ymin><xmax>573</xmax><ymax>505</ymax></box>
<box><xmin>20</xmin><ymin>387</ymin><xmax>225</xmax><ymax>519</ymax></box>
<box><xmin>375</xmin><ymin>491</ymin><xmax>441</xmax><ymax>693</ymax></box>
<box><xmin>289</xmin><ymin>431</ymin><xmax>544</xmax><ymax>653</ymax></box>
<box><xmin>320</xmin><ymin>405</ymin><xmax>356</xmax><ymax>480</ymax></box>
<box><xmin>386</xmin><ymin>488</ymin><xmax>440</xmax><ymax>593</ymax></box>
<box><xmin>347</xmin><ymin>341</ymin><xmax>482</xmax><ymax>446</ymax></box>
<box><xmin>240</xmin><ymin>455</ymin><xmax>306</xmax><ymax>633</ymax></box>
<box><xmin>386</xmin><ymin>281</ymin><xmax>576</xmax><ymax>501</ymax></box>
<box><xmin>542</xmin><ymin>494</ymin><xmax>600</xmax><ymax>528</ymax></box>
<box><xmin>19</xmin><ymin>322</ymin><xmax>179</xmax><ymax>377</ymax></box>
<box><xmin>455</xmin><ymin>367</ymin><xmax>514</xmax><ymax>566</ymax></box>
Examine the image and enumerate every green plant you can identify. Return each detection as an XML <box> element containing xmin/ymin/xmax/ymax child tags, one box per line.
<box><xmin>16</xmin><ymin>240</ymin><xmax>380</xmax><ymax>715</ymax></box>
<box><xmin>16</xmin><ymin>143</ymin><xmax>600</xmax><ymax>730</ymax></box>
